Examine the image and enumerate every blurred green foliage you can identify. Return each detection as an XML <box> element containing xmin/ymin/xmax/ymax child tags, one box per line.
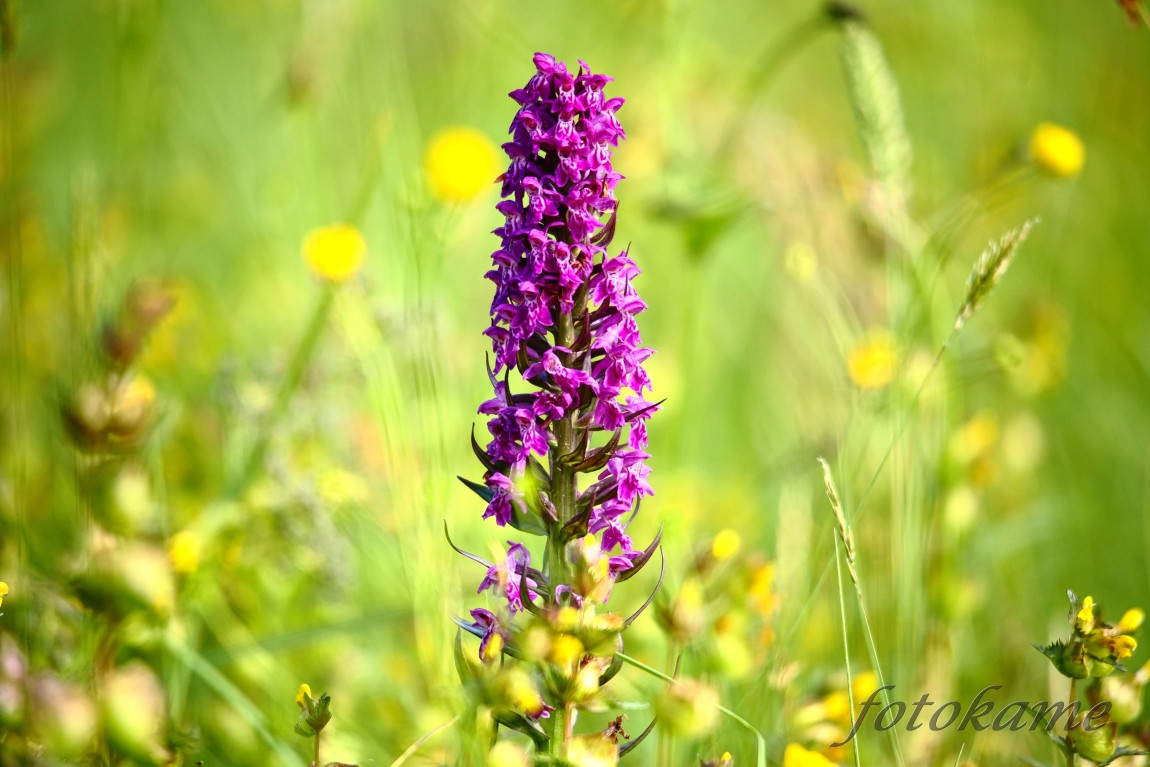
<box><xmin>2</xmin><ymin>1</ymin><xmax>1150</xmax><ymax>765</ymax></box>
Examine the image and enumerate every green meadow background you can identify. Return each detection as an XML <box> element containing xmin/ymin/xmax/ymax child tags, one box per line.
<box><xmin>3</xmin><ymin>0</ymin><xmax>1150</xmax><ymax>765</ymax></box>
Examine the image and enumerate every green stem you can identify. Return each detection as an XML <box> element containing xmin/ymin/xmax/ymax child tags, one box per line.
<box><xmin>1066</xmin><ymin>677</ymin><xmax>1078</xmax><ymax>767</ymax></box>
<box><xmin>228</xmin><ymin>287</ymin><xmax>334</xmax><ymax>498</ymax></box>
<box><xmin>550</xmin><ymin>704</ymin><xmax>569</xmax><ymax>759</ymax></box>
<box><xmin>314</xmin><ymin>730</ymin><xmax>321</xmax><ymax>767</ymax></box>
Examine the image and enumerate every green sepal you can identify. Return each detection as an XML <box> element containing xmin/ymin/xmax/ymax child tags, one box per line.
<box><xmin>619</xmin><ymin>716</ymin><xmax>658</xmax><ymax>759</ymax></box>
<box><xmin>615</xmin><ymin>526</ymin><xmax>663</xmax><ymax>583</ymax></box>
<box><xmin>454</xmin><ymin>629</ymin><xmax>477</xmax><ymax>685</ymax></box>
<box><xmin>458</xmin><ymin>475</ymin><xmax>494</xmax><ymax>503</ymax></box>
<box><xmin>456</xmin><ymin>475</ymin><xmax>547</xmax><ymax>536</ymax></box>
<box><xmin>1033</xmin><ymin>640</ymin><xmax>1088</xmax><ymax>679</ymax></box>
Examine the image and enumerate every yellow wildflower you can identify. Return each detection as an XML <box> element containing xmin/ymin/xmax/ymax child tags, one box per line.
<box><xmin>1119</xmin><ymin>608</ymin><xmax>1144</xmax><ymax>634</ymax></box>
<box><xmin>1077</xmin><ymin>596</ymin><xmax>1096</xmax><ymax>634</ymax></box>
<box><xmin>167</xmin><ymin>530</ymin><xmax>202</xmax><ymax>574</ymax></box>
<box><xmin>549</xmin><ymin>634</ymin><xmax>585</xmax><ymax>674</ymax></box>
<box><xmin>847</xmin><ymin>331</ymin><xmax>895</xmax><ymax>390</ymax></box>
<box><xmin>295</xmin><ymin>683</ymin><xmax>312</xmax><ymax>709</ymax></box>
<box><xmin>711</xmin><ymin>529</ymin><xmax>742</xmax><ymax>561</ymax></box>
<box><xmin>1029</xmin><ymin>122</ymin><xmax>1085</xmax><ymax>178</ymax></box>
<box><xmin>302</xmin><ymin>224</ymin><xmax>366</xmax><ymax>283</ymax></box>
<box><xmin>783</xmin><ymin>743</ymin><xmax>837</xmax><ymax>767</ymax></box>
<box><xmin>0</xmin><ymin>581</ymin><xmax>7</xmax><ymax>608</ymax></box>
<box><xmin>488</xmin><ymin>741</ymin><xmax>531</xmax><ymax>767</ymax></box>
<box><xmin>424</xmin><ymin>126</ymin><xmax>499</xmax><ymax>202</ymax></box>
<box><xmin>1110</xmin><ymin>634</ymin><xmax>1138</xmax><ymax>660</ymax></box>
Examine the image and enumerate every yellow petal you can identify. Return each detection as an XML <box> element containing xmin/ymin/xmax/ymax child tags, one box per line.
<box><xmin>302</xmin><ymin>224</ymin><xmax>366</xmax><ymax>284</ymax></box>
<box><xmin>424</xmin><ymin>127</ymin><xmax>499</xmax><ymax>203</ymax></box>
<box><xmin>1029</xmin><ymin>122</ymin><xmax>1085</xmax><ymax>178</ymax></box>
<box><xmin>1119</xmin><ymin>608</ymin><xmax>1144</xmax><ymax>634</ymax></box>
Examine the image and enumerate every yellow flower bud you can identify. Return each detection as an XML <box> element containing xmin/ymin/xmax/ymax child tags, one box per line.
<box><xmin>549</xmin><ymin>634</ymin><xmax>585</xmax><ymax>674</ymax></box>
<box><xmin>424</xmin><ymin>127</ymin><xmax>499</xmax><ymax>203</ymax></box>
<box><xmin>302</xmin><ymin>224</ymin><xmax>366</xmax><ymax>284</ymax></box>
<box><xmin>0</xmin><ymin>581</ymin><xmax>7</xmax><ymax>608</ymax></box>
<box><xmin>1077</xmin><ymin>596</ymin><xmax>1096</xmax><ymax>634</ymax></box>
<box><xmin>296</xmin><ymin>683</ymin><xmax>312</xmax><ymax>709</ymax></box>
<box><xmin>167</xmin><ymin>530</ymin><xmax>202</xmax><ymax>575</ymax></box>
<box><xmin>1029</xmin><ymin>122</ymin><xmax>1085</xmax><ymax>178</ymax></box>
<box><xmin>655</xmin><ymin>678</ymin><xmax>719</xmax><ymax>737</ymax></box>
<box><xmin>487</xmin><ymin>741</ymin><xmax>531</xmax><ymax>767</ymax></box>
<box><xmin>847</xmin><ymin>331</ymin><xmax>895</xmax><ymax>390</ymax></box>
<box><xmin>711</xmin><ymin>529</ymin><xmax>741</xmax><ymax>561</ymax></box>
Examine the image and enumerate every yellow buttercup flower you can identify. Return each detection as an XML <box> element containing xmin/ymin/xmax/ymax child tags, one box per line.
<box><xmin>847</xmin><ymin>330</ymin><xmax>895</xmax><ymax>390</ymax></box>
<box><xmin>424</xmin><ymin>126</ymin><xmax>499</xmax><ymax>202</ymax></box>
<box><xmin>295</xmin><ymin>683</ymin><xmax>312</xmax><ymax>709</ymax></box>
<box><xmin>711</xmin><ymin>529</ymin><xmax>742</xmax><ymax>561</ymax></box>
<box><xmin>783</xmin><ymin>743</ymin><xmax>836</xmax><ymax>767</ymax></box>
<box><xmin>1029</xmin><ymin>122</ymin><xmax>1085</xmax><ymax>178</ymax></box>
<box><xmin>0</xmin><ymin>581</ymin><xmax>7</xmax><ymax>608</ymax></box>
<box><xmin>167</xmin><ymin>530</ymin><xmax>202</xmax><ymax>575</ymax></box>
<box><xmin>302</xmin><ymin>224</ymin><xmax>366</xmax><ymax>283</ymax></box>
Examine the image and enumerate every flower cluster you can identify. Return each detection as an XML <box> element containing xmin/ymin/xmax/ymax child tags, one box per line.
<box><xmin>470</xmin><ymin>53</ymin><xmax>659</xmax><ymax>609</ymax></box>
<box><xmin>1035</xmin><ymin>591</ymin><xmax>1149</xmax><ymax>765</ymax></box>
<box><xmin>451</xmin><ymin>56</ymin><xmax>667</xmax><ymax>762</ymax></box>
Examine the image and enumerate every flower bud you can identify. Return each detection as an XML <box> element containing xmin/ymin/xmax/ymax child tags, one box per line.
<box><xmin>487</xmin><ymin>741</ymin><xmax>531</xmax><ymax>767</ymax></box>
<box><xmin>102</xmin><ymin>661</ymin><xmax>168</xmax><ymax>762</ymax></box>
<box><xmin>1069</xmin><ymin>721</ymin><xmax>1116</xmax><ymax>764</ymax></box>
<box><xmin>655</xmin><ymin>678</ymin><xmax>719</xmax><ymax>738</ymax></box>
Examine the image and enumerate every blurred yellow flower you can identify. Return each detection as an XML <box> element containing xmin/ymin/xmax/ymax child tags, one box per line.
<box><xmin>1119</xmin><ymin>608</ymin><xmax>1145</xmax><ymax>634</ymax></box>
<box><xmin>167</xmin><ymin>530</ymin><xmax>202</xmax><ymax>574</ymax></box>
<box><xmin>750</xmin><ymin>563</ymin><xmax>776</xmax><ymax>617</ymax></box>
<box><xmin>1029</xmin><ymin>122</ymin><xmax>1084</xmax><ymax>178</ymax></box>
<box><xmin>424</xmin><ymin>126</ymin><xmax>499</xmax><ymax>202</ymax></box>
<box><xmin>295</xmin><ymin>683</ymin><xmax>312</xmax><ymax>709</ymax></box>
<box><xmin>783</xmin><ymin>743</ymin><xmax>836</xmax><ymax>767</ymax></box>
<box><xmin>712</xmin><ymin>529</ymin><xmax>742</xmax><ymax>561</ymax></box>
<box><xmin>847</xmin><ymin>331</ymin><xmax>895</xmax><ymax>390</ymax></box>
<box><xmin>302</xmin><ymin>224</ymin><xmax>366</xmax><ymax>283</ymax></box>
<box><xmin>0</xmin><ymin>581</ymin><xmax>7</xmax><ymax>608</ymax></box>
<box><xmin>487</xmin><ymin>741</ymin><xmax>531</xmax><ymax>767</ymax></box>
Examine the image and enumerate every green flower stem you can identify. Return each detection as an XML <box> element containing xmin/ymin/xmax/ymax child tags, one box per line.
<box><xmin>314</xmin><ymin>730</ymin><xmax>321</xmax><ymax>767</ymax></box>
<box><xmin>615</xmin><ymin>652</ymin><xmax>767</xmax><ymax>767</ymax></box>
<box><xmin>228</xmin><ymin>286</ymin><xmax>334</xmax><ymax>498</ymax></box>
<box><xmin>1066</xmin><ymin>677</ymin><xmax>1078</xmax><ymax>767</ymax></box>
<box><xmin>550</xmin><ymin>704</ymin><xmax>570</xmax><ymax>759</ymax></box>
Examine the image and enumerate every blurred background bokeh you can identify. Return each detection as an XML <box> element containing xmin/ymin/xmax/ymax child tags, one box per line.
<box><xmin>2</xmin><ymin>0</ymin><xmax>1150</xmax><ymax>765</ymax></box>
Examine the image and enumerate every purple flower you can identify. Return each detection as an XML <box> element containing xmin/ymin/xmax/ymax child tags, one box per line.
<box><xmin>477</xmin><ymin>542</ymin><xmax>541</xmax><ymax>613</ymax></box>
<box><xmin>464</xmin><ymin>53</ymin><xmax>661</xmax><ymax>616</ymax></box>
